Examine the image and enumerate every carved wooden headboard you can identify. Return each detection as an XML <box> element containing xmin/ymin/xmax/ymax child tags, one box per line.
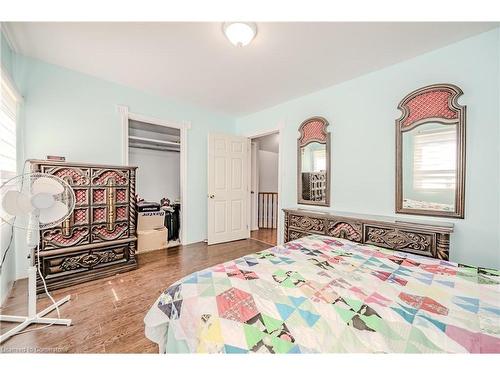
<box><xmin>283</xmin><ymin>208</ymin><xmax>453</xmax><ymax>260</ymax></box>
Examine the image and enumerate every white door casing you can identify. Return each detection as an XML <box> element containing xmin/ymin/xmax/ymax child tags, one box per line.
<box><xmin>250</xmin><ymin>142</ymin><xmax>259</xmax><ymax>231</ymax></box>
<box><xmin>208</xmin><ymin>133</ymin><xmax>249</xmax><ymax>245</ymax></box>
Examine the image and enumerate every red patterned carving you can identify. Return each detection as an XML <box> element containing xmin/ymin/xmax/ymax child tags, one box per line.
<box><xmin>92</xmin><ymin>189</ymin><xmax>106</xmax><ymax>204</ymax></box>
<box><xmin>116</xmin><ymin>189</ymin><xmax>127</xmax><ymax>203</ymax></box>
<box><xmin>116</xmin><ymin>206</ymin><xmax>128</xmax><ymax>220</ymax></box>
<box><xmin>299</xmin><ymin>119</ymin><xmax>327</xmax><ymax>146</ymax></box>
<box><xmin>43</xmin><ymin>227</ymin><xmax>89</xmax><ymax>247</ymax></box>
<box><xmin>74</xmin><ymin>189</ymin><xmax>88</xmax><ymax>205</ymax></box>
<box><xmin>52</xmin><ymin>168</ymin><xmax>89</xmax><ymax>185</ymax></box>
<box><xmin>328</xmin><ymin>222</ymin><xmax>362</xmax><ymax>242</ymax></box>
<box><xmin>73</xmin><ymin>208</ymin><xmax>88</xmax><ymax>224</ymax></box>
<box><xmin>92</xmin><ymin>222</ymin><xmax>128</xmax><ymax>241</ymax></box>
<box><xmin>93</xmin><ymin>170</ymin><xmax>128</xmax><ymax>185</ymax></box>
<box><xmin>93</xmin><ymin>207</ymin><xmax>106</xmax><ymax>222</ymax></box>
<box><xmin>402</xmin><ymin>90</ymin><xmax>458</xmax><ymax>127</ymax></box>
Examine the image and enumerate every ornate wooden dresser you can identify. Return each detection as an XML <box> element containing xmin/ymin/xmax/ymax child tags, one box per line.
<box><xmin>283</xmin><ymin>208</ymin><xmax>453</xmax><ymax>260</ymax></box>
<box><xmin>29</xmin><ymin>160</ymin><xmax>138</xmax><ymax>293</ymax></box>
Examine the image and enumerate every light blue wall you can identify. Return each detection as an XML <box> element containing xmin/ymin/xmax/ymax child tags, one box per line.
<box><xmin>236</xmin><ymin>28</ymin><xmax>500</xmax><ymax>268</ymax></box>
<box><xmin>11</xmin><ymin>54</ymin><xmax>235</xmax><ymax>277</ymax></box>
<box><xmin>2</xmin><ymin>26</ymin><xmax>499</xmax><ymax>289</ymax></box>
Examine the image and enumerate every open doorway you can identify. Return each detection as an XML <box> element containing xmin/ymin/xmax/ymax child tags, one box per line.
<box><xmin>249</xmin><ymin>132</ymin><xmax>279</xmax><ymax>246</ymax></box>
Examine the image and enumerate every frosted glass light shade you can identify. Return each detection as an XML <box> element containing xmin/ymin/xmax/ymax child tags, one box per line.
<box><xmin>223</xmin><ymin>22</ymin><xmax>257</xmax><ymax>47</ymax></box>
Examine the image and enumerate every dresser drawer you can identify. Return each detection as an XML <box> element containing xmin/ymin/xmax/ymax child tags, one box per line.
<box><xmin>288</xmin><ymin>214</ymin><xmax>326</xmax><ymax>233</ymax></box>
<box><xmin>326</xmin><ymin>219</ymin><xmax>362</xmax><ymax>242</ymax></box>
<box><xmin>40</xmin><ymin>165</ymin><xmax>90</xmax><ymax>186</ymax></box>
<box><xmin>363</xmin><ymin>225</ymin><xmax>435</xmax><ymax>258</ymax></box>
<box><xmin>91</xmin><ymin>168</ymin><xmax>130</xmax><ymax>186</ymax></box>
<box><xmin>41</xmin><ymin>225</ymin><xmax>90</xmax><ymax>250</ymax></box>
<box><xmin>40</xmin><ymin>244</ymin><xmax>131</xmax><ymax>281</ymax></box>
<box><xmin>91</xmin><ymin>222</ymin><xmax>129</xmax><ymax>243</ymax></box>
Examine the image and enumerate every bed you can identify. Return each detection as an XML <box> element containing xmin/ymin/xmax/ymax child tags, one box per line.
<box><xmin>144</xmin><ymin>234</ymin><xmax>500</xmax><ymax>353</ymax></box>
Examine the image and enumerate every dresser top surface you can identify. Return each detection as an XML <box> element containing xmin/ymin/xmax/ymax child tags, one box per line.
<box><xmin>29</xmin><ymin>159</ymin><xmax>138</xmax><ymax>170</ymax></box>
<box><xmin>284</xmin><ymin>207</ymin><xmax>454</xmax><ymax>232</ymax></box>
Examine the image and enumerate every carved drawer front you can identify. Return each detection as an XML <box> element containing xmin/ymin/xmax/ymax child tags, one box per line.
<box><xmin>91</xmin><ymin>222</ymin><xmax>129</xmax><ymax>243</ymax></box>
<box><xmin>364</xmin><ymin>225</ymin><xmax>435</xmax><ymax>257</ymax></box>
<box><xmin>42</xmin><ymin>245</ymin><xmax>130</xmax><ymax>279</ymax></box>
<box><xmin>327</xmin><ymin>220</ymin><xmax>362</xmax><ymax>242</ymax></box>
<box><xmin>41</xmin><ymin>225</ymin><xmax>90</xmax><ymax>250</ymax></box>
<box><xmin>288</xmin><ymin>229</ymin><xmax>310</xmax><ymax>241</ymax></box>
<box><xmin>289</xmin><ymin>214</ymin><xmax>326</xmax><ymax>234</ymax></box>
<box><xmin>91</xmin><ymin>168</ymin><xmax>129</xmax><ymax>186</ymax></box>
<box><xmin>40</xmin><ymin>165</ymin><xmax>90</xmax><ymax>186</ymax></box>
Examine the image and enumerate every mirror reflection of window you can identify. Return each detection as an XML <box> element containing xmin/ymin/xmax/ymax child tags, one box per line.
<box><xmin>402</xmin><ymin>122</ymin><xmax>457</xmax><ymax>212</ymax></box>
<box><xmin>413</xmin><ymin>128</ymin><xmax>457</xmax><ymax>191</ymax></box>
<box><xmin>313</xmin><ymin>149</ymin><xmax>326</xmax><ymax>172</ymax></box>
<box><xmin>301</xmin><ymin>143</ymin><xmax>326</xmax><ymax>172</ymax></box>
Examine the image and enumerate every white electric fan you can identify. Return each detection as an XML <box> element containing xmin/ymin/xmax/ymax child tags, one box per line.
<box><xmin>0</xmin><ymin>172</ymin><xmax>75</xmax><ymax>343</ymax></box>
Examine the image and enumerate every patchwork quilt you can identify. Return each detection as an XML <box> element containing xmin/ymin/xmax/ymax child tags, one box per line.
<box><xmin>144</xmin><ymin>235</ymin><xmax>500</xmax><ymax>353</ymax></box>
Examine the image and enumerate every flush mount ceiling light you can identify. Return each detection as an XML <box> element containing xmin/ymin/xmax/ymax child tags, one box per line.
<box><xmin>222</xmin><ymin>22</ymin><xmax>257</xmax><ymax>47</ymax></box>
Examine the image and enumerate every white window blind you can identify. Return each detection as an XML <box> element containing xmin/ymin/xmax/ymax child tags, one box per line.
<box><xmin>313</xmin><ymin>149</ymin><xmax>326</xmax><ymax>172</ymax></box>
<box><xmin>0</xmin><ymin>70</ymin><xmax>19</xmax><ymax>184</ymax></box>
<box><xmin>413</xmin><ymin>128</ymin><xmax>456</xmax><ymax>190</ymax></box>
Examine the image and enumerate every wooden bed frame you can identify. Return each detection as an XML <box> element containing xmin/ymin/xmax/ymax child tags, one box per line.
<box><xmin>283</xmin><ymin>208</ymin><xmax>454</xmax><ymax>260</ymax></box>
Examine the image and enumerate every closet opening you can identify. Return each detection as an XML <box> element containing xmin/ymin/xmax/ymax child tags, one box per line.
<box><xmin>127</xmin><ymin>118</ymin><xmax>182</xmax><ymax>253</ymax></box>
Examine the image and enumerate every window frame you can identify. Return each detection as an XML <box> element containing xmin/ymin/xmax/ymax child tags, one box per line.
<box><xmin>0</xmin><ymin>64</ymin><xmax>22</xmax><ymax>185</ymax></box>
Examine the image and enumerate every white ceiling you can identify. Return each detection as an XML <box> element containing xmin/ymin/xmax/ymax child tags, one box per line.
<box><xmin>7</xmin><ymin>22</ymin><xmax>498</xmax><ymax>116</ymax></box>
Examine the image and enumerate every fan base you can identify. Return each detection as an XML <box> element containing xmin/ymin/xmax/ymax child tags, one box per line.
<box><xmin>0</xmin><ymin>295</ymin><xmax>72</xmax><ymax>344</ymax></box>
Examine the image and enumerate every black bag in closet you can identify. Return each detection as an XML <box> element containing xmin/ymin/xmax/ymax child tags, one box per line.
<box><xmin>164</xmin><ymin>203</ymin><xmax>181</xmax><ymax>241</ymax></box>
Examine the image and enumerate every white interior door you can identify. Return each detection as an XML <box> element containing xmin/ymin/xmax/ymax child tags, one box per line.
<box><xmin>208</xmin><ymin>133</ymin><xmax>249</xmax><ymax>245</ymax></box>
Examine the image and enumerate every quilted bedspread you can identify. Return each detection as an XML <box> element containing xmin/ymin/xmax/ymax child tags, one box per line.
<box><xmin>144</xmin><ymin>235</ymin><xmax>500</xmax><ymax>353</ymax></box>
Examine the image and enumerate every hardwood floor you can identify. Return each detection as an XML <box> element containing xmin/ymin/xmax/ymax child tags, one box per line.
<box><xmin>0</xmin><ymin>238</ymin><xmax>269</xmax><ymax>353</ymax></box>
<box><xmin>250</xmin><ymin>228</ymin><xmax>277</xmax><ymax>246</ymax></box>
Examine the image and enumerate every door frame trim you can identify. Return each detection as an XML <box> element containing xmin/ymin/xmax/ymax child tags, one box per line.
<box><xmin>243</xmin><ymin>122</ymin><xmax>284</xmax><ymax>245</ymax></box>
<box><xmin>118</xmin><ymin>105</ymin><xmax>191</xmax><ymax>245</ymax></box>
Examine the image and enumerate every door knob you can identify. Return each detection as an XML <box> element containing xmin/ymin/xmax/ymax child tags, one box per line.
<box><xmin>208</xmin><ymin>194</ymin><xmax>215</xmax><ymax>199</ymax></box>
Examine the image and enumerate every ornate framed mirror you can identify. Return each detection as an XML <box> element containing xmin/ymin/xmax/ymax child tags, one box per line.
<box><xmin>297</xmin><ymin>116</ymin><xmax>330</xmax><ymax>206</ymax></box>
<box><xmin>396</xmin><ymin>84</ymin><xmax>466</xmax><ymax>218</ymax></box>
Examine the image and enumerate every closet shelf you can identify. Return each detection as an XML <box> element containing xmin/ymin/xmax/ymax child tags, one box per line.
<box><xmin>128</xmin><ymin>135</ymin><xmax>180</xmax><ymax>148</ymax></box>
